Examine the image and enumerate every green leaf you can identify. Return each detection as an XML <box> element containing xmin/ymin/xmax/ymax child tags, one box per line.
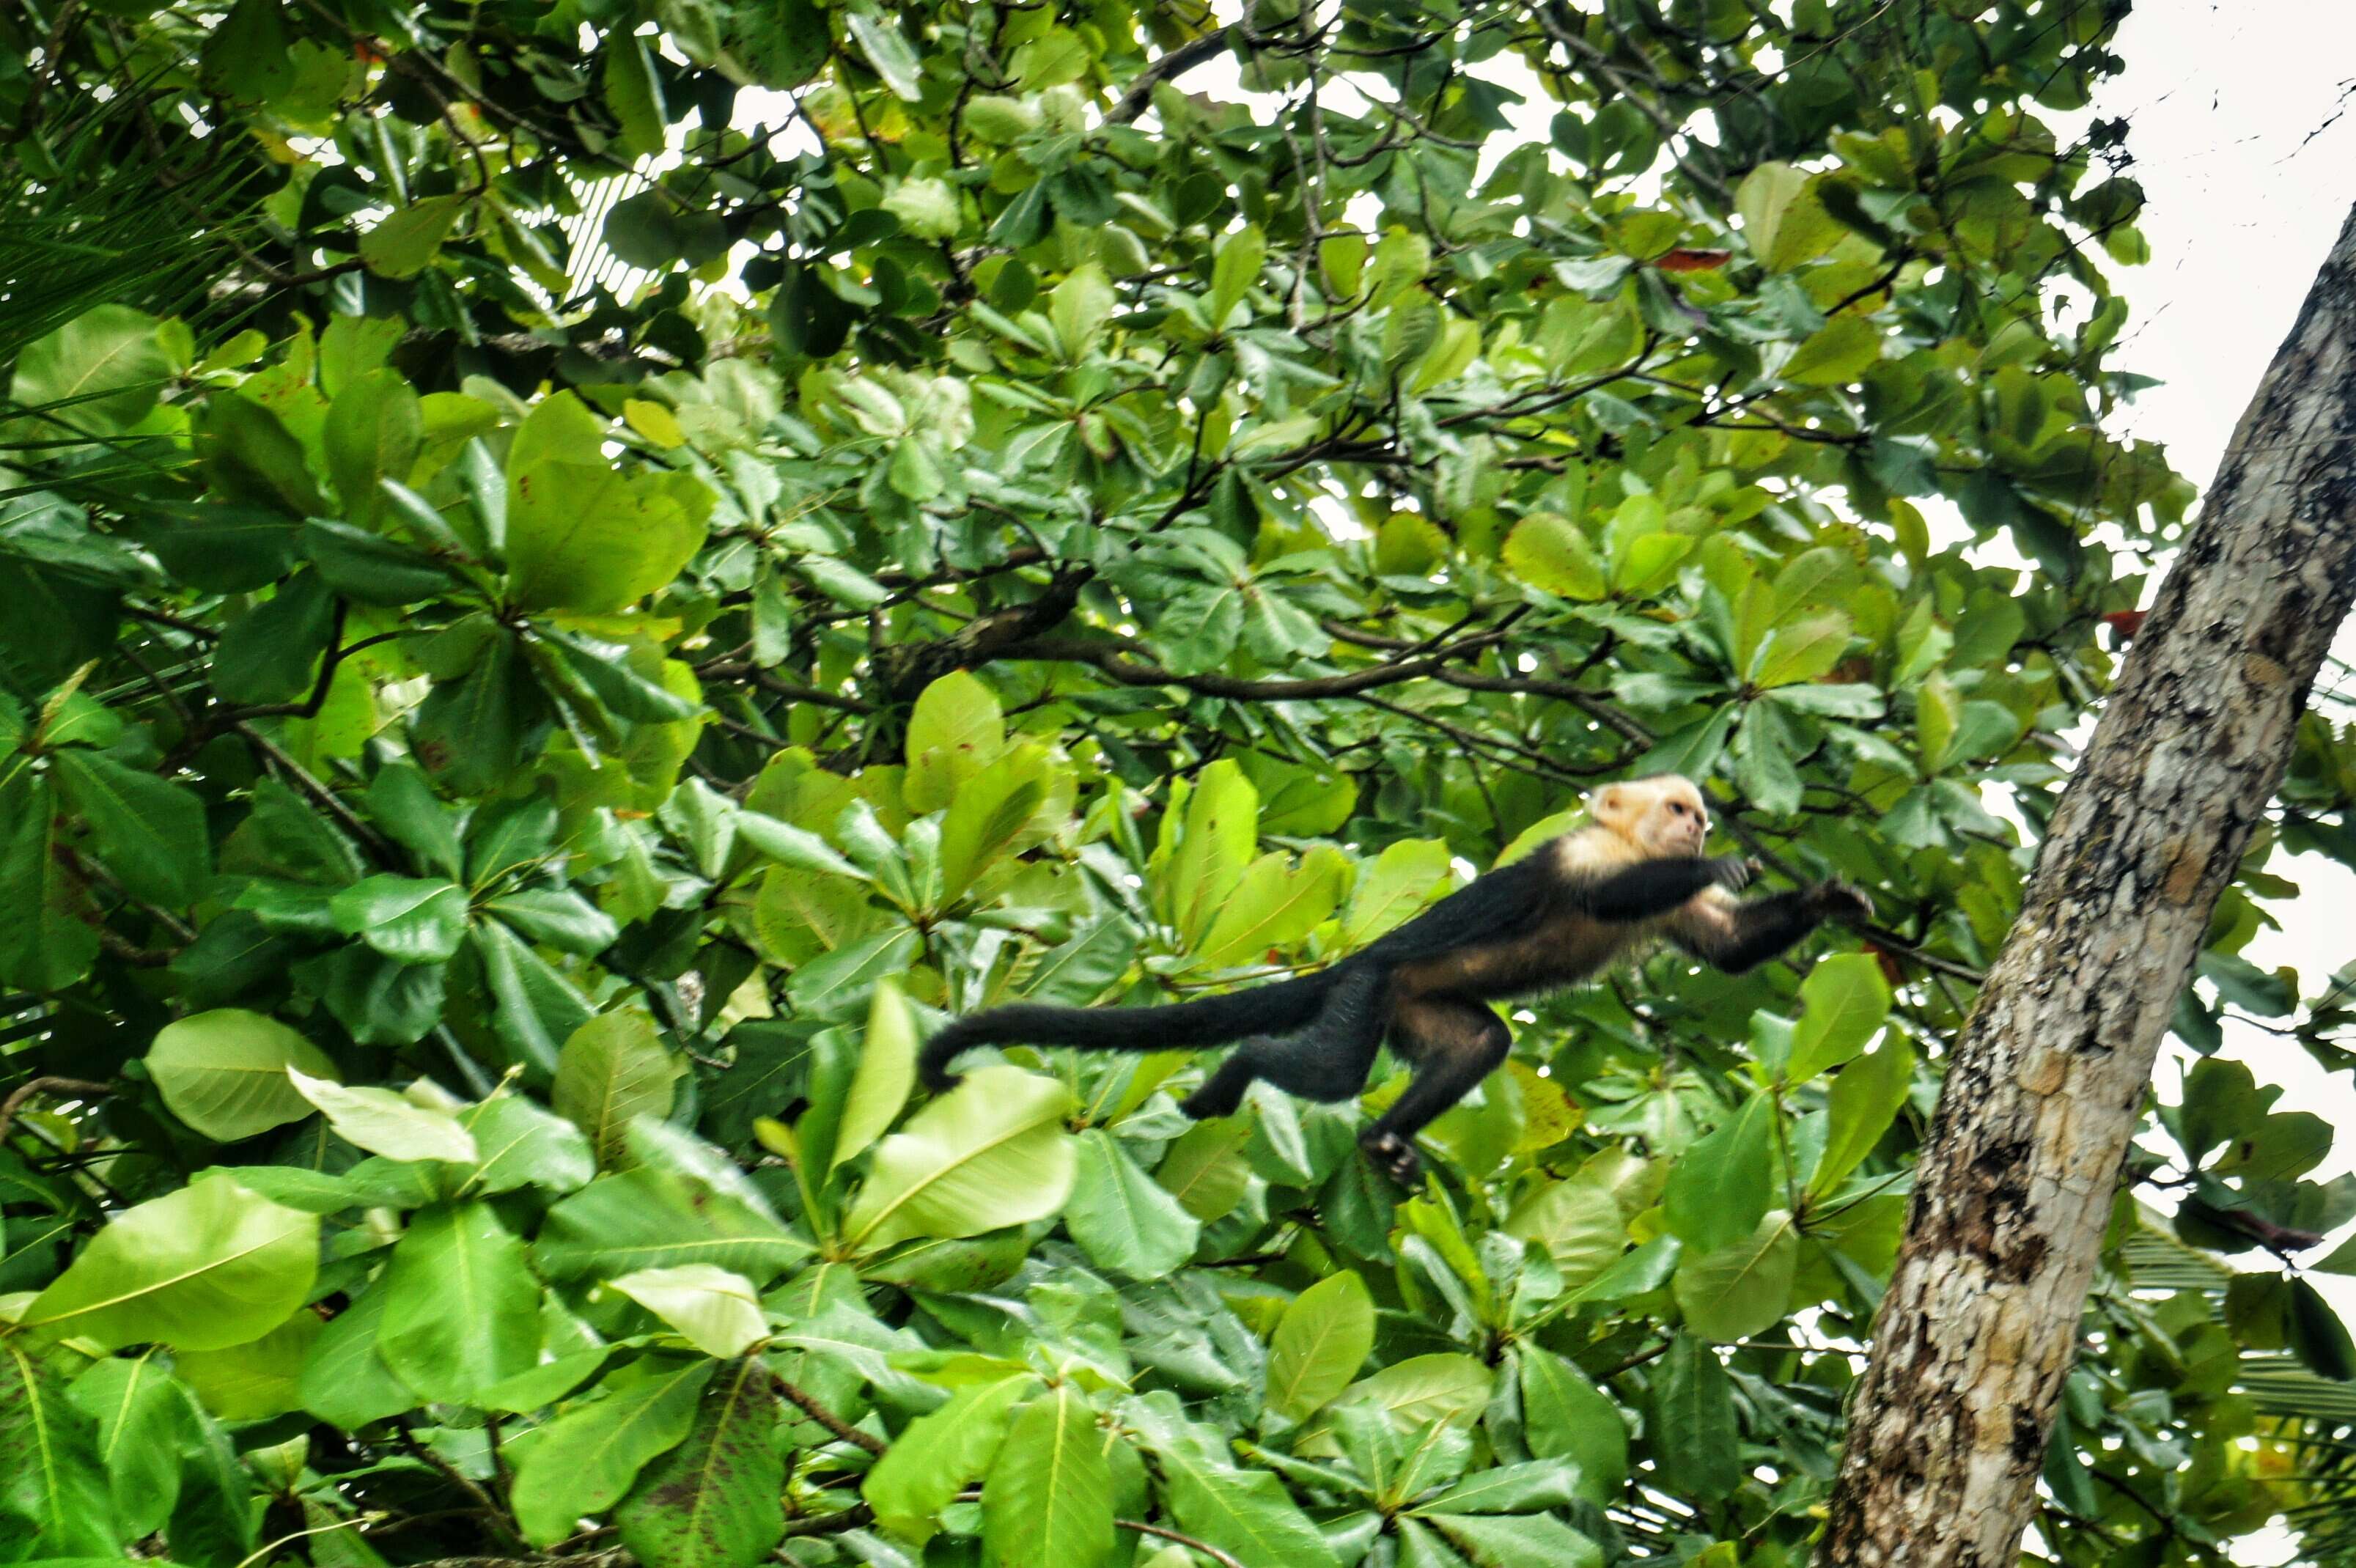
<box><xmin>832</xmin><ymin>978</ymin><xmax>917</xmax><ymax>1171</ymax></box>
<box><xmin>1609</xmin><ymin>532</ymin><xmax>1693</xmax><ymax>597</ymax></box>
<box><xmin>864</xmin><ymin>1372</ymin><xmax>1036</xmax><ymax>1533</ymax></box>
<box><xmin>1427</xmin><ymin>1511</ymin><xmax>1604</xmax><ymax>1568</ymax></box>
<box><xmin>1265</xmin><ymin>1270</ymin><xmax>1374</xmax><ymax>1423</ymax></box>
<box><xmin>605</xmin><ymin>190</ymin><xmax>729</xmax><ymax>269</ymax></box>
<box><xmin>938</xmin><ymin>746</ymin><xmax>1048</xmax><ymax>902</ymax></box>
<box><xmin>328</xmin><ymin>875</ymin><xmax>471</xmax><ymax>965</ymax></box>
<box><xmin>1210</xmin><ymin>224</ymin><xmax>1267</xmax><ymax>327</ymax></box>
<box><xmin>454</xmin><ymin>1090</ymin><xmax>597</xmax><ymax>1196</ymax></box>
<box><xmin>197</xmin><ymin>391</ymin><xmax>326</xmax><ymax>517</ymax></box>
<box><xmin>782</xmin><ymin>922</ymin><xmax>909</xmax><ymax>1021</ymax></box>
<box><xmin>213</xmin><ymin>566</ymin><xmax>334</xmax><ymax>702</ymax></box>
<box><xmin>1736</xmin><ymin>163</ymin><xmax>1843</xmax><ymax>270</ymax></box>
<box><xmin>139</xmin><ymin>503</ymin><xmax>300</xmax><ymax>593</ymax></box>
<box><xmin>735</xmin><ymin>811</ymin><xmax>866</xmax><ymax>880</ymax></box>
<box><xmin>1749</xmin><ymin>611</ymin><xmax>1852</xmax><ymax>688</ymax></box>
<box><xmin>303</xmin><ymin>516</ymin><xmax>452</xmax><ymax>604</ymax></box>
<box><xmin>904</xmin><ymin>670</ymin><xmax>1004</xmax><ymax>813</ymax></box>
<box><xmin>175</xmin><ymin>1308</ymin><xmax>317</xmax><ymax>1419</ymax></box>
<box><xmin>287</xmin><ymin>1067</ymin><xmax>478</xmax><ymax>1164</ymax></box>
<box><xmin>1342</xmin><ymin>839</ymin><xmax>1451</xmax><ymax>946</ymax></box>
<box><xmin>1502</xmin><ymin>512</ymin><xmax>1609</xmax><ymax>601</ymax></box>
<box><xmin>533</xmin><ymin>1168</ymin><xmax>811</xmax><ymax>1285</ymax></box>
<box><xmin>1503</xmin><ymin>1176</ymin><xmax>1627</xmax><ymax>1295</ymax></box>
<box><xmin>1416</xmin><ymin>1459</ymin><xmax>1583</xmax><ymax>1516</ymax></box>
<box><xmin>1652</xmin><ymin>1338</ymin><xmax>1740</xmax><ymax>1501</ymax></box>
<box><xmin>1659</xmin><ymin>1094</ymin><xmax>1775</xmax><ymax>1254</ymax></box>
<box><xmin>324</xmin><ymin>368</ymin><xmax>422</xmax><ymax>528</ymax></box>
<box><xmin>1141</xmin><ymin>1414</ymin><xmax>1339</xmax><ymax>1568</ymax></box>
<box><xmin>1049</xmin><ymin>262</ymin><xmax>1116</xmax><ymax>361</ymax></box>
<box><xmin>479</xmin><ymin>1344</ymin><xmax>618</xmax><ymax>1413</ymax></box>
<box><xmin>1786</xmin><ymin>953</ymin><xmax>1894</xmax><ymax>1083</ymax></box>
<box><xmin>616</xmin><ymin>1355</ymin><xmax>785</xmax><ymax>1568</ymax></box>
<box><xmin>21</xmin><ymin>1173</ymin><xmax>317</xmax><ymax>1351</ymax></box>
<box><xmin>1672</xmin><ymin>1210</ymin><xmax>1800</xmax><ymax>1343</ymax></box>
<box><xmin>147</xmin><ymin>1008</ymin><xmax>338</xmax><ymax>1142</ymax></box>
<box><xmin>360</xmin><ymin>194</ymin><xmax>468</xmax><ymax>279</ymax></box>
<box><xmin>728</xmin><ymin>0</ymin><xmax>829</xmax><ymax>89</ymax></box>
<box><xmin>1064</xmin><ymin>1127</ymin><xmax>1201</xmax><ymax>1280</ymax></box>
<box><xmin>375</xmin><ymin>1200</ymin><xmax>541</xmax><ymax>1404</ymax></box>
<box><xmin>1514</xmin><ymin>1347</ymin><xmax>1627</xmax><ymax>1504</ymax></box>
<box><xmin>984</xmin><ymin>1385</ymin><xmax>1113</xmax><ymax>1568</ymax></box>
<box><xmin>883</xmin><ymin>176</ymin><xmax>962</xmax><ymax>241</ymax></box>
<box><xmin>1571</xmin><ymin>1234</ymin><xmax>1681</xmax><ymax>1304</ymax></box>
<box><xmin>504</xmin><ymin>392</ymin><xmax>713</xmax><ymax>613</ymax></box>
<box><xmin>610</xmin><ymin>1265</ymin><xmax>767</xmax><ymax>1358</ymax></box>
<box><xmin>1153</xmin><ymin>1116</ymin><xmax>1256</xmax><ymax>1221</ymax></box>
<box><xmin>845</xmin><ymin>11</ymin><xmax>924</xmax><ymax>100</ymax></box>
<box><xmin>512</xmin><ymin>1355</ymin><xmax>713</xmax><ymax>1546</ymax></box>
<box><xmin>842</xmin><ymin>1065</ymin><xmax>1077</xmax><ymax>1253</ymax></box>
<box><xmin>604</xmin><ymin>33</ymin><xmax>668</xmax><ymax>158</ymax></box>
<box><xmin>482</xmin><ymin>887</ymin><xmax>620</xmax><ymax>956</ymax></box>
<box><xmin>1162</xmin><ymin>760</ymin><xmax>1259</xmax><ymax>945</ymax></box>
<box><xmin>10</xmin><ymin>304</ymin><xmax>172</xmax><ymax>435</ymax></box>
<box><xmin>68</xmin><ymin>1354</ymin><xmax>185</xmax><ymax>1539</ymax></box>
<box><xmin>1196</xmin><ymin>846</ymin><xmax>1350</xmax><ymax>969</ymax></box>
<box><xmin>199</xmin><ymin>0</ymin><xmax>295</xmax><ymax>101</ymax></box>
<box><xmin>0</xmin><ymin>1341</ymin><xmax>117</xmax><ymax>1553</ymax></box>
<box><xmin>0</xmin><ymin>776</ymin><xmax>95</xmax><ymax>993</ymax></box>
<box><xmin>553</xmin><ymin>1009</ymin><xmax>682</xmax><ymax>1167</ymax></box>
<box><xmin>1320</xmin><ymin>1353</ymin><xmax>1492</xmax><ymax>1436</ymax></box>
<box><xmin>1782</xmin><ymin>315</ymin><xmax>1882</xmax><ymax>386</ymax></box>
<box><xmin>1809</xmin><ymin>1031</ymin><xmax>1915</xmax><ymax>1197</ymax></box>
<box><xmin>298</xmin><ymin>1287</ymin><xmax>416</xmax><ymax>1429</ymax></box>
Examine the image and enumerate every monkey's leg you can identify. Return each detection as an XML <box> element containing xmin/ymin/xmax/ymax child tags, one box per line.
<box><xmin>1178</xmin><ymin>1053</ymin><xmax>1260</xmax><ymax>1119</ymax></box>
<box><xmin>1358</xmin><ymin>998</ymin><xmax>1510</xmax><ymax>1185</ymax></box>
<box><xmin>1178</xmin><ymin>964</ymin><xmax>1390</xmax><ymax>1119</ymax></box>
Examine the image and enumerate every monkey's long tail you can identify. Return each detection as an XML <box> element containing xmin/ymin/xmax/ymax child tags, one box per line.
<box><xmin>917</xmin><ymin>969</ymin><xmax>1347</xmax><ymax>1092</ymax></box>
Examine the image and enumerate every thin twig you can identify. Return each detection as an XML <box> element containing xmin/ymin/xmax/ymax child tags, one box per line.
<box><xmin>1108</xmin><ymin>28</ymin><xmax>1237</xmax><ymax>123</ymax></box>
<box><xmin>0</xmin><ymin>1076</ymin><xmax>111</xmax><ymax>1144</ymax></box>
<box><xmin>770</xmin><ymin>1370</ymin><xmax>886</xmax><ymax>1454</ymax></box>
<box><xmin>1119</xmin><ymin>1518</ymin><xmax>1248</xmax><ymax>1568</ymax></box>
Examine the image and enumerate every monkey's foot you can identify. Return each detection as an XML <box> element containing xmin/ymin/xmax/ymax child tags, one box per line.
<box><xmin>1359</xmin><ymin>1128</ymin><xmax>1422</xmax><ymax>1186</ymax></box>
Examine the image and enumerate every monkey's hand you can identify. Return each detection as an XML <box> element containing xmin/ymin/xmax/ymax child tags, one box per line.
<box><xmin>1708</xmin><ymin>855</ymin><xmax>1762</xmax><ymax>892</ymax></box>
<box><xmin>1813</xmin><ymin>880</ymin><xmax>1874</xmax><ymax>924</ymax></box>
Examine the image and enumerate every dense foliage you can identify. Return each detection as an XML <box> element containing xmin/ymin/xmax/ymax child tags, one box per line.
<box><xmin>7</xmin><ymin>0</ymin><xmax>2356</xmax><ymax>1564</ymax></box>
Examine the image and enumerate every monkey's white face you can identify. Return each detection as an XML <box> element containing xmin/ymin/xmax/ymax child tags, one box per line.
<box><xmin>1593</xmin><ymin>776</ymin><xmax>1712</xmax><ymax>857</ymax></box>
<box><xmin>1638</xmin><ymin>781</ymin><xmax>1710</xmax><ymax>856</ymax></box>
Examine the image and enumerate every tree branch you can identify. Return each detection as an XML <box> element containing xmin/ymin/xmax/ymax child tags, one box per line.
<box><xmin>0</xmin><ymin>1077</ymin><xmax>111</xmax><ymax>1144</ymax></box>
<box><xmin>993</xmin><ymin>628</ymin><xmax>1512</xmax><ymax>702</ymax></box>
<box><xmin>1108</xmin><ymin>29</ymin><xmax>1238</xmax><ymax>123</ymax></box>
<box><xmin>769</xmin><ymin>1370</ymin><xmax>886</xmax><ymax>1454</ymax></box>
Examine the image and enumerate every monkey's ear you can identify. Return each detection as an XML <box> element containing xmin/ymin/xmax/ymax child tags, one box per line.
<box><xmin>1591</xmin><ymin>784</ymin><xmax>1629</xmax><ymax>823</ymax></box>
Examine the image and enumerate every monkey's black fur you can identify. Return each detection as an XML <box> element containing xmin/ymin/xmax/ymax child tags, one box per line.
<box><xmin>918</xmin><ymin>844</ymin><xmax>1860</xmax><ymax>1183</ymax></box>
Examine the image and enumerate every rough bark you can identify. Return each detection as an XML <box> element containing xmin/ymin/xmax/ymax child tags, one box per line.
<box><xmin>1819</xmin><ymin>201</ymin><xmax>2356</xmax><ymax>1565</ymax></box>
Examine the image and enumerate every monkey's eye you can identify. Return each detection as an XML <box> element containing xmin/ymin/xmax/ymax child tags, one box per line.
<box><xmin>1667</xmin><ymin>802</ymin><xmax>1687</xmax><ymax>816</ymax></box>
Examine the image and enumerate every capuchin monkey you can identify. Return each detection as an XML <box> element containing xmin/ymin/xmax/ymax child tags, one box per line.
<box><xmin>918</xmin><ymin>775</ymin><xmax>1873</xmax><ymax>1183</ymax></box>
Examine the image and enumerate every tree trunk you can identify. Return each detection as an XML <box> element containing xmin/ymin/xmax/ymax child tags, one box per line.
<box><xmin>1819</xmin><ymin>202</ymin><xmax>2356</xmax><ymax>1565</ymax></box>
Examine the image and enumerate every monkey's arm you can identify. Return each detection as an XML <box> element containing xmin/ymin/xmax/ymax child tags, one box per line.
<box><xmin>1572</xmin><ymin>855</ymin><xmax>1756</xmax><ymax>921</ymax></box>
<box><xmin>1667</xmin><ymin>882</ymin><xmax>1871</xmax><ymax>973</ymax></box>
